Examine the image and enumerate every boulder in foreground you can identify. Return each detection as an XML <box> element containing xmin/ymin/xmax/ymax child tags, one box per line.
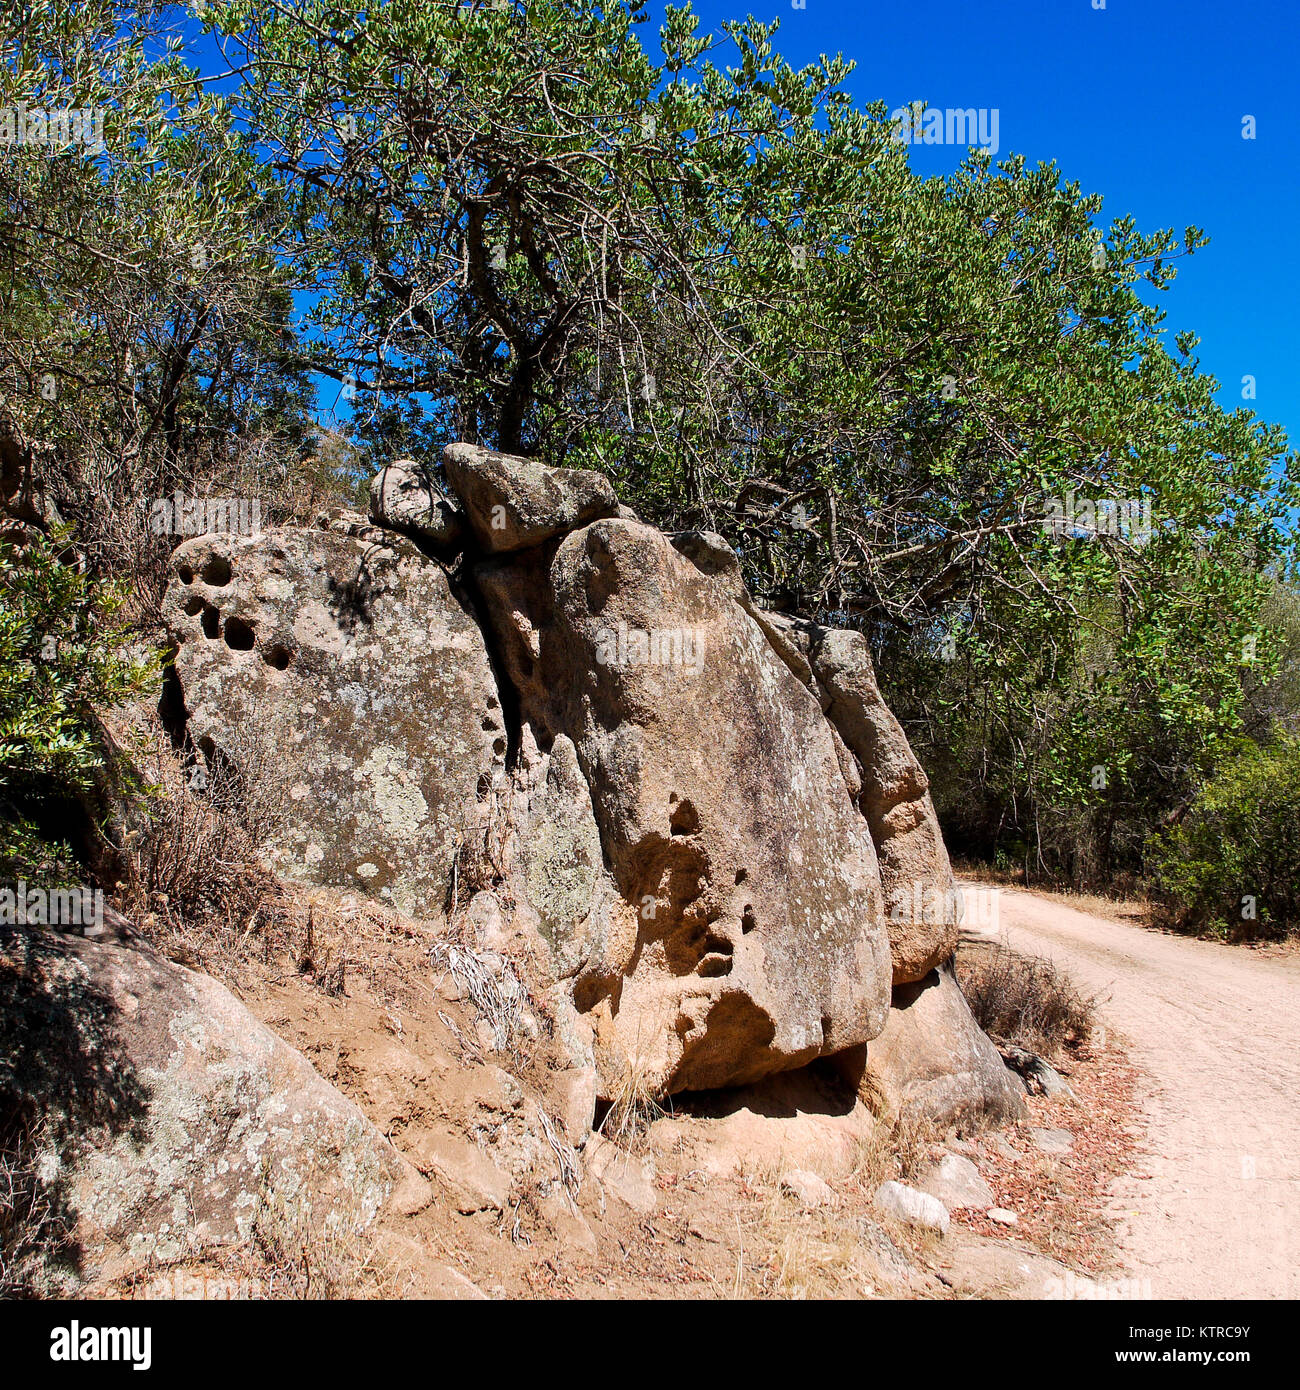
<box><xmin>0</xmin><ymin>929</ymin><xmax>424</xmax><ymax>1289</ymax></box>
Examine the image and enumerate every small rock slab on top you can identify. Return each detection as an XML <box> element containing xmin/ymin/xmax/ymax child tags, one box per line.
<box><xmin>369</xmin><ymin>459</ymin><xmax>463</xmax><ymax>548</ymax></box>
<box><xmin>442</xmin><ymin>442</ymin><xmax>619</xmax><ymax>553</ymax></box>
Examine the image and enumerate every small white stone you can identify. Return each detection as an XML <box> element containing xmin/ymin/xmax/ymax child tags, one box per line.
<box><xmin>875</xmin><ymin>1180</ymin><xmax>950</xmax><ymax>1235</ymax></box>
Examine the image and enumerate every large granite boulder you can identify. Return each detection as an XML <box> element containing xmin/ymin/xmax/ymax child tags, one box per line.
<box><xmin>161</xmin><ymin>525</ymin><xmax>504</xmax><ymax>916</ymax></box>
<box><xmin>470</xmin><ymin>507</ymin><xmax>893</xmax><ymax>1095</ymax></box>
<box><xmin>149</xmin><ymin>442</ymin><xmax>1018</xmax><ymax>1127</ymax></box>
<box><xmin>0</xmin><ymin>929</ymin><xmax>425</xmax><ymax>1290</ymax></box>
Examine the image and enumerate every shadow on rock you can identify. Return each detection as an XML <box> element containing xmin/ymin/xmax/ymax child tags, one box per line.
<box><xmin>0</xmin><ymin>926</ymin><xmax>149</xmax><ymax>1295</ymax></box>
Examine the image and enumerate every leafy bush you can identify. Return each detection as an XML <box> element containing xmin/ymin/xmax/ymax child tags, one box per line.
<box><xmin>0</xmin><ymin>530</ymin><xmax>155</xmax><ymax>877</ymax></box>
<box><xmin>1147</xmin><ymin>736</ymin><xmax>1300</xmax><ymax>939</ymax></box>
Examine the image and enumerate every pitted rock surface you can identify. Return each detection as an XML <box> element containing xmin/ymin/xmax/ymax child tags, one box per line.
<box><xmin>161</xmin><ymin>526</ymin><xmax>504</xmax><ymax>915</ymax></box>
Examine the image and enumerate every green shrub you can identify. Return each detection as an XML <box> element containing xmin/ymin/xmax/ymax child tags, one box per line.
<box><xmin>0</xmin><ymin>528</ymin><xmax>155</xmax><ymax>878</ymax></box>
<box><xmin>1147</xmin><ymin>736</ymin><xmax>1300</xmax><ymax>939</ymax></box>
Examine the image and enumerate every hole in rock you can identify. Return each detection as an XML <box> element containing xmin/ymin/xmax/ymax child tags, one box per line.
<box><xmin>200</xmin><ymin>604</ymin><xmax>220</xmax><ymax>639</ymax></box>
<box><xmin>177</xmin><ymin>563</ymin><xmax>195</xmax><ymax>584</ymax></box>
<box><xmin>697</xmin><ymin>934</ymin><xmax>734</xmax><ymax>978</ymax></box>
<box><xmin>262</xmin><ymin>643</ymin><xmax>292</xmax><ymax>670</ymax></box>
<box><xmin>669</xmin><ymin>799</ymin><xmax>699</xmax><ymax>836</ymax></box>
<box><xmin>734</xmin><ymin>868</ymin><xmax>748</xmax><ymax>885</ymax></box>
<box><xmin>222</xmin><ymin>615</ymin><xmax>256</xmax><ymax>651</ymax></box>
<box><xmin>201</xmin><ymin>554</ymin><xmax>232</xmax><ymax>586</ymax></box>
<box><xmin>741</xmin><ymin>905</ymin><xmax>758</xmax><ymax>934</ymax></box>
<box><xmin>182</xmin><ymin>594</ymin><xmax>204</xmax><ymax>617</ymax></box>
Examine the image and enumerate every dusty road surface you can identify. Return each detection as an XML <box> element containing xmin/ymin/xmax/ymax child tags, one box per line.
<box><xmin>960</xmin><ymin>882</ymin><xmax>1300</xmax><ymax>1299</ymax></box>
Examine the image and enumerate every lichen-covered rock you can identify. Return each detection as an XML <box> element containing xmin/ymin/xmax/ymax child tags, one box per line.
<box><xmin>805</xmin><ymin>626</ymin><xmax>959</xmax><ymax>984</ymax></box>
<box><xmin>515</xmin><ymin>733</ymin><xmax>618</xmax><ymax>981</ymax></box>
<box><xmin>674</xmin><ymin>584</ymin><xmax>957</xmax><ymax>985</ymax></box>
<box><xmin>161</xmin><ymin>526</ymin><xmax>504</xmax><ymax>916</ymax></box>
<box><xmin>477</xmin><ymin>514</ymin><xmax>893</xmax><ymax>1095</ymax></box>
<box><xmin>856</xmin><ymin>962</ymin><xmax>1027</xmax><ymax>1129</ymax></box>
<box><xmin>368</xmin><ymin>459</ymin><xmax>463</xmax><ymax>548</ymax></box>
<box><xmin>443</xmin><ymin>442</ymin><xmax>618</xmax><ymax>553</ymax></box>
<box><xmin>0</xmin><ymin>929</ymin><xmax>424</xmax><ymax>1289</ymax></box>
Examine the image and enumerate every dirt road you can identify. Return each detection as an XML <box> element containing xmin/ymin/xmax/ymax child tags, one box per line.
<box><xmin>960</xmin><ymin>882</ymin><xmax>1300</xmax><ymax>1299</ymax></box>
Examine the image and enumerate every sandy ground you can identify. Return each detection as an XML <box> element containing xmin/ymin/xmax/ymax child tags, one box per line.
<box><xmin>961</xmin><ymin>881</ymin><xmax>1300</xmax><ymax>1299</ymax></box>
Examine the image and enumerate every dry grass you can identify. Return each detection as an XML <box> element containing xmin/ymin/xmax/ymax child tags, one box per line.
<box><xmin>428</xmin><ymin>938</ymin><xmax>538</xmax><ymax>1064</ymax></box>
<box><xmin>595</xmin><ymin>1049</ymin><xmax>668</xmax><ymax>1151</ymax></box>
<box><xmin>0</xmin><ymin>1119</ymin><xmax>74</xmax><ymax>1298</ymax></box>
<box><xmin>116</xmin><ymin>714</ymin><xmax>297</xmax><ymax>975</ymax></box>
<box><xmin>957</xmin><ymin>939</ymin><xmax>1097</xmax><ymax>1060</ymax></box>
<box><xmin>724</xmin><ymin>1157</ymin><xmax>934</xmax><ymax>1299</ymax></box>
<box><xmin>849</xmin><ymin>1109</ymin><xmax>941</xmax><ymax>1189</ymax></box>
<box><xmin>248</xmin><ymin>1190</ymin><xmax>408</xmax><ymax>1300</ymax></box>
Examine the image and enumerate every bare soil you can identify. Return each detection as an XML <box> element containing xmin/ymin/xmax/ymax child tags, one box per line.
<box><xmin>83</xmin><ymin>885</ymin><xmax>1153</xmax><ymax>1300</ymax></box>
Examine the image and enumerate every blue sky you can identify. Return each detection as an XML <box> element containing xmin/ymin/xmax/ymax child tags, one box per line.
<box><xmin>672</xmin><ymin>0</ymin><xmax>1298</xmax><ymax>450</ymax></box>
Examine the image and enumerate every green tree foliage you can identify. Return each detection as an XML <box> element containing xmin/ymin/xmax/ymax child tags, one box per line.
<box><xmin>1147</xmin><ymin>735</ymin><xmax>1300</xmax><ymax>939</ymax></box>
<box><xmin>212</xmin><ymin>0</ymin><xmax>1296</xmax><ymax>880</ymax></box>
<box><xmin>0</xmin><ymin>531</ymin><xmax>155</xmax><ymax>877</ymax></box>
<box><xmin>1</xmin><ymin>0</ymin><xmax>1295</xmax><ymax>891</ymax></box>
<box><xmin>1</xmin><ymin>1</ymin><xmax>315</xmax><ymax>617</ymax></box>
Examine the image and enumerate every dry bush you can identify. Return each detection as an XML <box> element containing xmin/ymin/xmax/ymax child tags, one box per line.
<box><xmin>117</xmin><ymin>714</ymin><xmax>298</xmax><ymax>974</ymax></box>
<box><xmin>957</xmin><ymin>941</ymin><xmax>1096</xmax><ymax>1058</ymax></box>
<box><xmin>62</xmin><ymin>430</ymin><xmax>361</xmax><ymax>634</ymax></box>
<box><xmin>428</xmin><ymin>938</ymin><xmax>538</xmax><ymax>1064</ymax></box>
<box><xmin>850</xmin><ymin>1110</ymin><xmax>940</xmax><ymax>1189</ymax></box>
<box><xmin>0</xmin><ymin>1119</ymin><xmax>74</xmax><ymax>1298</ymax></box>
<box><xmin>594</xmin><ymin>1044</ymin><xmax>668</xmax><ymax>1152</ymax></box>
<box><xmin>249</xmin><ymin>1192</ymin><xmax>404</xmax><ymax>1300</ymax></box>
